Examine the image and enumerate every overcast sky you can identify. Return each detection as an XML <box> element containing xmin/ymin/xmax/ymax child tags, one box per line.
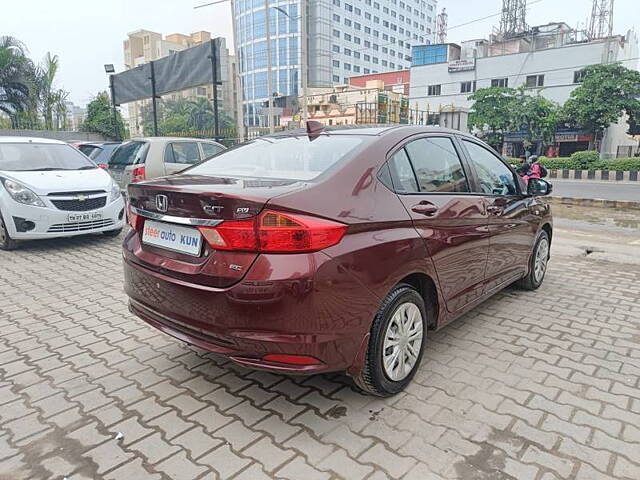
<box><xmin>1</xmin><ymin>0</ymin><xmax>637</xmax><ymax>105</ymax></box>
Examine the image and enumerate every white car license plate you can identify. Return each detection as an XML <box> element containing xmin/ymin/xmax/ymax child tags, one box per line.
<box><xmin>68</xmin><ymin>212</ymin><xmax>103</xmax><ymax>222</ymax></box>
<box><xmin>142</xmin><ymin>220</ymin><xmax>203</xmax><ymax>256</ymax></box>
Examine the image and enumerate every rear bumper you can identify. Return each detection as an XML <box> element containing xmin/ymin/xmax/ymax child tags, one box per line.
<box><xmin>123</xmin><ymin>251</ymin><xmax>379</xmax><ymax>375</ymax></box>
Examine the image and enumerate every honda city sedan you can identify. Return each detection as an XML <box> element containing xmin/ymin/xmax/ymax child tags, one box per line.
<box><xmin>122</xmin><ymin>125</ymin><xmax>553</xmax><ymax>396</ymax></box>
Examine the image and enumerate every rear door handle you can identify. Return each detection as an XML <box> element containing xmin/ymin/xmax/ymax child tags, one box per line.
<box><xmin>411</xmin><ymin>203</ymin><xmax>439</xmax><ymax>216</ymax></box>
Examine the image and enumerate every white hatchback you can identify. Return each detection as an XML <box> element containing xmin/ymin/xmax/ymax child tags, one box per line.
<box><xmin>0</xmin><ymin>137</ymin><xmax>126</xmax><ymax>250</ymax></box>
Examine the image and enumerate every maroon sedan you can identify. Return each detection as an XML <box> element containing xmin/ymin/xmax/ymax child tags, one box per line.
<box><xmin>123</xmin><ymin>126</ymin><xmax>552</xmax><ymax>396</ymax></box>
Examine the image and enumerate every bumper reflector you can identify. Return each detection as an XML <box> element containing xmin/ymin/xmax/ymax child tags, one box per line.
<box><xmin>262</xmin><ymin>354</ymin><xmax>321</xmax><ymax>366</ymax></box>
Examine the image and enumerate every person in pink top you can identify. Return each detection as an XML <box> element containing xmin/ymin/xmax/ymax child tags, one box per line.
<box><xmin>528</xmin><ymin>156</ymin><xmax>542</xmax><ymax>180</ymax></box>
<box><xmin>518</xmin><ymin>155</ymin><xmax>542</xmax><ymax>183</ymax></box>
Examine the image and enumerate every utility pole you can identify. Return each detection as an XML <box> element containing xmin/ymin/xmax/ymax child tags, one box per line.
<box><xmin>149</xmin><ymin>61</ymin><xmax>159</xmax><ymax>136</ymax></box>
<box><xmin>300</xmin><ymin>0</ymin><xmax>309</xmax><ymax>123</ymax></box>
<box><xmin>265</xmin><ymin>0</ymin><xmax>274</xmax><ymax>133</ymax></box>
<box><xmin>209</xmin><ymin>39</ymin><xmax>220</xmax><ymax>141</ymax></box>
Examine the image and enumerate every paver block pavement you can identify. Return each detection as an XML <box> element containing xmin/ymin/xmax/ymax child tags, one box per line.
<box><xmin>1</xmin><ymin>233</ymin><xmax>639</xmax><ymax>478</ymax></box>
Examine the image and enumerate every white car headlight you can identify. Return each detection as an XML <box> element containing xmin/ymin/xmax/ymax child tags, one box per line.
<box><xmin>109</xmin><ymin>180</ymin><xmax>121</xmax><ymax>203</ymax></box>
<box><xmin>1</xmin><ymin>178</ymin><xmax>45</xmax><ymax>207</ymax></box>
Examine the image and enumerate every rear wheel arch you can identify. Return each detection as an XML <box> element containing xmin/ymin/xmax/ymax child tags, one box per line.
<box><xmin>396</xmin><ymin>272</ymin><xmax>439</xmax><ymax>329</ymax></box>
<box><xmin>541</xmin><ymin>223</ymin><xmax>552</xmax><ymax>244</ymax></box>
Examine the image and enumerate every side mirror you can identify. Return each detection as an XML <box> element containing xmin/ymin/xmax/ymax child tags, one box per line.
<box><xmin>527</xmin><ymin>178</ymin><xmax>552</xmax><ymax>196</ymax></box>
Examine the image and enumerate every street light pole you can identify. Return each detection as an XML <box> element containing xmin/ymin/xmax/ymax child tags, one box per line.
<box><xmin>104</xmin><ymin>64</ymin><xmax>120</xmax><ymax>140</ymax></box>
<box><xmin>265</xmin><ymin>0</ymin><xmax>274</xmax><ymax>133</ymax></box>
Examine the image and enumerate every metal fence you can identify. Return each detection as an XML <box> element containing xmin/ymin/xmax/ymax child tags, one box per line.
<box><xmin>164</xmin><ymin>107</ymin><xmax>463</xmax><ymax>146</ymax></box>
<box><xmin>617</xmin><ymin>145</ymin><xmax>640</xmax><ymax>158</ymax></box>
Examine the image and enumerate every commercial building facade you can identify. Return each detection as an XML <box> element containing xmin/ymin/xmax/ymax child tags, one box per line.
<box><xmin>296</xmin><ymin>81</ymin><xmax>409</xmax><ymax>126</ymax></box>
<box><xmin>123</xmin><ymin>30</ymin><xmax>237</xmax><ymax>136</ymax></box>
<box><xmin>408</xmin><ymin>23</ymin><xmax>640</xmax><ymax>158</ymax></box>
<box><xmin>233</xmin><ymin>0</ymin><xmax>437</xmax><ymax>127</ymax></box>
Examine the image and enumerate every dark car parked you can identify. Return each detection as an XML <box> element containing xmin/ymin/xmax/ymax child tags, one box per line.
<box><xmin>122</xmin><ymin>125</ymin><xmax>553</xmax><ymax>396</ymax></box>
<box><xmin>74</xmin><ymin>142</ymin><xmax>122</xmax><ymax>169</ymax></box>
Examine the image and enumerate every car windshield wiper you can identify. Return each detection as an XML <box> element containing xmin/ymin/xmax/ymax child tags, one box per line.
<box><xmin>22</xmin><ymin>167</ymin><xmax>67</xmax><ymax>171</ymax></box>
<box><xmin>77</xmin><ymin>166</ymin><xmax>97</xmax><ymax>170</ymax></box>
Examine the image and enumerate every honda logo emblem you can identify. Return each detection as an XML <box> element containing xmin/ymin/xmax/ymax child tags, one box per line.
<box><xmin>155</xmin><ymin>194</ymin><xmax>168</xmax><ymax>212</ymax></box>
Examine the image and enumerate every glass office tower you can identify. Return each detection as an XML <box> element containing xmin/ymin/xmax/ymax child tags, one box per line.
<box><xmin>233</xmin><ymin>0</ymin><xmax>437</xmax><ymax>127</ymax></box>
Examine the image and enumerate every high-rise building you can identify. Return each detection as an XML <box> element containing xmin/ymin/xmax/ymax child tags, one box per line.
<box><xmin>123</xmin><ymin>30</ymin><xmax>237</xmax><ymax>136</ymax></box>
<box><xmin>233</xmin><ymin>0</ymin><xmax>437</xmax><ymax>127</ymax></box>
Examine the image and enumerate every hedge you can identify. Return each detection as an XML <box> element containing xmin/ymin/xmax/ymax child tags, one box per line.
<box><xmin>508</xmin><ymin>153</ymin><xmax>640</xmax><ymax>171</ymax></box>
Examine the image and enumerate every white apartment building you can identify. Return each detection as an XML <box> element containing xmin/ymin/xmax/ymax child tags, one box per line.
<box><xmin>123</xmin><ymin>30</ymin><xmax>237</xmax><ymax>136</ymax></box>
<box><xmin>409</xmin><ymin>23</ymin><xmax>640</xmax><ymax>157</ymax></box>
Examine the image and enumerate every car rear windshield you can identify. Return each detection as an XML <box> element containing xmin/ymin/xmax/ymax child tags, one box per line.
<box><xmin>78</xmin><ymin>144</ymin><xmax>100</xmax><ymax>157</ymax></box>
<box><xmin>110</xmin><ymin>141</ymin><xmax>146</xmax><ymax>166</ymax></box>
<box><xmin>89</xmin><ymin>143</ymin><xmax>120</xmax><ymax>163</ymax></box>
<box><xmin>0</xmin><ymin>143</ymin><xmax>97</xmax><ymax>171</ymax></box>
<box><xmin>188</xmin><ymin>135</ymin><xmax>366</xmax><ymax>180</ymax></box>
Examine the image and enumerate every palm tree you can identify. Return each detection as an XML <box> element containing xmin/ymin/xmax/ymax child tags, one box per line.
<box><xmin>0</xmin><ymin>36</ymin><xmax>34</xmax><ymax>124</ymax></box>
<box><xmin>52</xmin><ymin>89</ymin><xmax>69</xmax><ymax>130</ymax></box>
<box><xmin>38</xmin><ymin>52</ymin><xmax>59</xmax><ymax>129</ymax></box>
<box><xmin>187</xmin><ymin>97</ymin><xmax>214</xmax><ymax>130</ymax></box>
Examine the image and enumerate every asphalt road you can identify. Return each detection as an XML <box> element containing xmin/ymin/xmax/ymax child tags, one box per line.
<box><xmin>550</xmin><ymin>179</ymin><xmax>640</xmax><ymax>202</ymax></box>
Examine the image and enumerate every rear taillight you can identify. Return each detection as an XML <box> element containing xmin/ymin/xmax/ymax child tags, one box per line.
<box><xmin>198</xmin><ymin>210</ymin><xmax>346</xmax><ymax>253</ymax></box>
<box><xmin>131</xmin><ymin>166</ymin><xmax>145</xmax><ymax>183</ymax></box>
<box><xmin>98</xmin><ymin>163</ymin><xmax>108</xmax><ymax>169</ymax></box>
<box><xmin>128</xmin><ymin>204</ymin><xmax>144</xmax><ymax>230</ymax></box>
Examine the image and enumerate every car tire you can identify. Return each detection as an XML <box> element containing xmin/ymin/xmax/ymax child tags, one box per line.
<box><xmin>516</xmin><ymin>230</ymin><xmax>550</xmax><ymax>291</ymax></box>
<box><xmin>354</xmin><ymin>284</ymin><xmax>427</xmax><ymax>397</ymax></box>
<box><xmin>103</xmin><ymin>228</ymin><xmax>123</xmax><ymax>238</ymax></box>
<box><xmin>0</xmin><ymin>213</ymin><xmax>19</xmax><ymax>251</ymax></box>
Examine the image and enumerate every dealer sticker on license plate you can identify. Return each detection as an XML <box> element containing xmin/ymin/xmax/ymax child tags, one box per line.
<box><xmin>142</xmin><ymin>220</ymin><xmax>203</xmax><ymax>256</ymax></box>
<box><xmin>68</xmin><ymin>212</ymin><xmax>102</xmax><ymax>222</ymax></box>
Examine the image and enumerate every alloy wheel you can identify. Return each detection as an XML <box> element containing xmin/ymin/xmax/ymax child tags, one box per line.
<box><xmin>534</xmin><ymin>237</ymin><xmax>549</xmax><ymax>283</ymax></box>
<box><xmin>382</xmin><ymin>302</ymin><xmax>424</xmax><ymax>382</ymax></box>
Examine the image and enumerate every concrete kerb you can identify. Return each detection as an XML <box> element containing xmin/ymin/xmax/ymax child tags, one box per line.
<box><xmin>548</xmin><ymin>196</ymin><xmax>640</xmax><ymax>210</ymax></box>
<box><xmin>548</xmin><ymin>169</ymin><xmax>639</xmax><ymax>182</ymax></box>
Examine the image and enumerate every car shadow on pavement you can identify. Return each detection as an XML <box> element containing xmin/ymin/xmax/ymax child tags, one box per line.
<box><xmin>5</xmin><ymin>232</ymin><xmax>123</xmax><ymax>253</ymax></box>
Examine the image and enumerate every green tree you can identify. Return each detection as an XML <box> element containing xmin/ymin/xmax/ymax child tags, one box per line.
<box><xmin>468</xmin><ymin>86</ymin><xmax>518</xmax><ymax>150</ymax></box>
<box><xmin>82</xmin><ymin>91</ymin><xmax>126</xmax><ymax>140</ymax></box>
<box><xmin>37</xmin><ymin>52</ymin><xmax>60</xmax><ymax>129</ymax></box>
<box><xmin>143</xmin><ymin>96</ymin><xmax>234</xmax><ymax>136</ymax></box>
<box><xmin>513</xmin><ymin>89</ymin><xmax>561</xmax><ymax>154</ymax></box>
<box><xmin>563</xmin><ymin>63</ymin><xmax>640</xmax><ymax>149</ymax></box>
<box><xmin>0</xmin><ymin>36</ymin><xmax>36</xmax><ymax>122</ymax></box>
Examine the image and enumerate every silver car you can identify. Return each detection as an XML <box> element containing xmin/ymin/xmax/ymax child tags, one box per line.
<box><xmin>108</xmin><ymin>137</ymin><xmax>225</xmax><ymax>191</ymax></box>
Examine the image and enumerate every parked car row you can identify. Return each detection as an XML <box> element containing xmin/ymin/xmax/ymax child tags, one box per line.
<box><xmin>0</xmin><ymin>136</ymin><xmax>225</xmax><ymax>250</ymax></box>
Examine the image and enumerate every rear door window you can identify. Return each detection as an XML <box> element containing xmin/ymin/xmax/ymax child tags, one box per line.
<box><xmin>169</xmin><ymin>142</ymin><xmax>201</xmax><ymax>165</ymax></box>
<box><xmin>404</xmin><ymin>137</ymin><xmax>469</xmax><ymax>193</ymax></box>
<box><xmin>387</xmin><ymin>148</ymin><xmax>418</xmax><ymax>193</ymax></box>
<box><xmin>200</xmin><ymin>142</ymin><xmax>224</xmax><ymax>159</ymax></box>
